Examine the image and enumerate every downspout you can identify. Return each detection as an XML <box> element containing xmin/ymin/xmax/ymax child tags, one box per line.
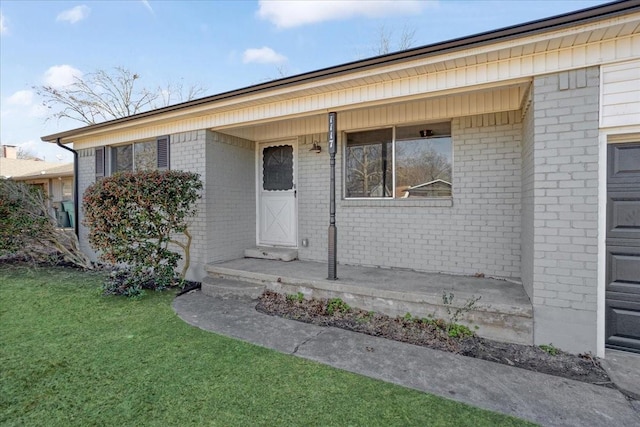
<box><xmin>56</xmin><ymin>138</ymin><xmax>79</xmax><ymax>237</ymax></box>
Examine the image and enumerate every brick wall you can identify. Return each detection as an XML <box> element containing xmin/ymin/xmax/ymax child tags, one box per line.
<box><xmin>297</xmin><ymin>113</ymin><xmax>522</xmax><ymax>279</ymax></box>
<box><xmin>297</xmin><ymin>133</ymin><xmax>330</xmax><ymax>261</ymax></box>
<box><xmin>165</xmin><ymin>130</ymin><xmax>209</xmax><ymax>280</ymax></box>
<box><xmin>530</xmin><ymin>67</ymin><xmax>600</xmax><ymax>353</ymax></box>
<box><xmin>75</xmin><ymin>131</ymin><xmax>255</xmax><ymax>282</ymax></box>
<box><xmin>76</xmin><ymin>148</ymin><xmax>98</xmax><ymax>260</ymax></box>
<box><xmin>206</xmin><ymin>131</ymin><xmax>256</xmax><ymax>263</ymax></box>
<box><xmin>521</xmin><ymin>93</ymin><xmax>535</xmax><ymax>300</ymax></box>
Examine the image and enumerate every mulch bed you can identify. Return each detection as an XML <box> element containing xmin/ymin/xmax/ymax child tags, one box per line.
<box><xmin>256</xmin><ymin>290</ymin><xmax>613</xmax><ymax>387</ymax></box>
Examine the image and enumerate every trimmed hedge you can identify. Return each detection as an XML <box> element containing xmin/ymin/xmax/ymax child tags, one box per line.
<box><xmin>83</xmin><ymin>170</ymin><xmax>202</xmax><ymax>295</ymax></box>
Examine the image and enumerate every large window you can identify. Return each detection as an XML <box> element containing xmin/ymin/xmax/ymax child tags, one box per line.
<box><xmin>345</xmin><ymin>122</ymin><xmax>452</xmax><ymax>198</ymax></box>
<box><xmin>96</xmin><ymin>136</ymin><xmax>169</xmax><ymax>178</ymax></box>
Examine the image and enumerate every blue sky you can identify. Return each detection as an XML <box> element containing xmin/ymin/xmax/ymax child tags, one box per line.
<box><xmin>0</xmin><ymin>0</ymin><xmax>608</xmax><ymax>162</ymax></box>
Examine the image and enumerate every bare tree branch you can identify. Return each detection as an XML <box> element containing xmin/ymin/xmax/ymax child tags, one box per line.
<box><xmin>17</xmin><ymin>147</ymin><xmax>41</xmax><ymax>160</ymax></box>
<box><xmin>34</xmin><ymin>67</ymin><xmax>207</xmax><ymax>126</ymax></box>
<box><xmin>0</xmin><ymin>180</ymin><xmax>92</xmax><ymax>269</ymax></box>
<box><xmin>373</xmin><ymin>24</ymin><xmax>416</xmax><ymax>55</ymax></box>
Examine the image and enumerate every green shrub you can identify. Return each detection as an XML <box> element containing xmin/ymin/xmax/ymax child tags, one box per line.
<box><xmin>286</xmin><ymin>292</ymin><xmax>305</xmax><ymax>303</ymax></box>
<box><xmin>446</xmin><ymin>323</ymin><xmax>474</xmax><ymax>338</ymax></box>
<box><xmin>539</xmin><ymin>344</ymin><xmax>559</xmax><ymax>356</ymax></box>
<box><xmin>83</xmin><ymin>170</ymin><xmax>202</xmax><ymax>296</ymax></box>
<box><xmin>326</xmin><ymin>298</ymin><xmax>351</xmax><ymax>315</ymax></box>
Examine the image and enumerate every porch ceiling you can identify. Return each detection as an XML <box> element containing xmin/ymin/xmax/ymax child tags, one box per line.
<box><xmin>214</xmin><ymin>81</ymin><xmax>531</xmax><ymax>142</ymax></box>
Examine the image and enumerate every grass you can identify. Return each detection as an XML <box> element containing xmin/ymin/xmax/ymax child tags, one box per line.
<box><xmin>0</xmin><ymin>265</ymin><xmax>533</xmax><ymax>426</ymax></box>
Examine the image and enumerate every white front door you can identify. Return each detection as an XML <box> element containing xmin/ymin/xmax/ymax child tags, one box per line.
<box><xmin>258</xmin><ymin>142</ymin><xmax>297</xmax><ymax>247</ymax></box>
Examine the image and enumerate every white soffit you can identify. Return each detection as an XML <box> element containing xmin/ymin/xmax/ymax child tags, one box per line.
<box><xmin>61</xmin><ymin>12</ymin><xmax>640</xmax><ymax>144</ymax></box>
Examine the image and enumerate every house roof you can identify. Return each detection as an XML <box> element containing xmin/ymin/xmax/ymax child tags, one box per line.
<box><xmin>0</xmin><ymin>158</ymin><xmax>73</xmax><ymax>180</ymax></box>
<box><xmin>41</xmin><ymin>0</ymin><xmax>639</xmax><ymax>145</ymax></box>
<box><xmin>408</xmin><ymin>179</ymin><xmax>452</xmax><ymax>190</ymax></box>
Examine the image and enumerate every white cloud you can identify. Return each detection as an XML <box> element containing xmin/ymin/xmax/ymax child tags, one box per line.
<box><xmin>243</xmin><ymin>47</ymin><xmax>287</xmax><ymax>64</ymax></box>
<box><xmin>17</xmin><ymin>140</ymin><xmax>38</xmax><ymax>153</ymax></box>
<box><xmin>7</xmin><ymin>90</ymin><xmax>34</xmax><ymax>106</ymax></box>
<box><xmin>43</xmin><ymin>65</ymin><xmax>83</xmax><ymax>88</ymax></box>
<box><xmin>0</xmin><ymin>11</ymin><xmax>8</xmax><ymax>35</ymax></box>
<box><xmin>141</xmin><ymin>0</ymin><xmax>154</xmax><ymax>15</ymax></box>
<box><xmin>257</xmin><ymin>0</ymin><xmax>433</xmax><ymax>29</ymax></box>
<box><xmin>29</xmin><ymin>103</ymin><xmax>49</xmax><ymax>118</ymax></box>
<box><xmin>56</xmin><ymin>5</ymin><xmax>90</xmax><ymax>24</ymax></box>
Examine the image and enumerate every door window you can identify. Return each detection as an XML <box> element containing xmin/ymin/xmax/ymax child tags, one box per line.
<box><xmin>263</xmin><ymin>145</ymin><xmax>293</xmax><ymax>191</ymax></box>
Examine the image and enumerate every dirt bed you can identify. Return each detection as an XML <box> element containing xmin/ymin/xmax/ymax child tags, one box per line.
<box><xmin>256</xmin><ymin>290</ymin><xmax>612</xmax><ymax>387</ymax></box>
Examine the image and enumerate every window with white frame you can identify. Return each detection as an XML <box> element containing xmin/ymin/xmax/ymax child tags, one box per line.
<box><xmin>95</xmin><ymin>136</ymin><xmax>169</xmax><ymax>179</ymax></box>
<box><xmin>345</xmin><ymin>122</ymin><xmax>452</xmax><ymax>199</ymax></box>
<box><xmin>62</xmin><ymin>180</ymin><xmax>72</xmax><ymax>199</ymax></box>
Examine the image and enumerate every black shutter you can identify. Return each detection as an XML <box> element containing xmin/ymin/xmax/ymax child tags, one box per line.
<box><xmin>95</xmin><ymin>147</ymin><xmax>105</xmax><ymax>179</ymax></box>
<box><xmin>157</xmin><ymin>136</ymin><xmax>170</xmax><ymax>170</ymax></box>
<box><xmin>111</xmin><ymin>147</ymin><xmax>118</xmax><ymax>174</ymax></box>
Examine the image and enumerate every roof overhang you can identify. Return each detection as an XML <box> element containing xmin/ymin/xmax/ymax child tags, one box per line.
<box><xmin>42</xmin><ymin>1</ymin><xmax>640</xmax><ymax>145</ymax></box>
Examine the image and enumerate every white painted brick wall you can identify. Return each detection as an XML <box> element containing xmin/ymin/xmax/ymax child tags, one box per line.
<box><xmin>521</xmin><ymin>94</ymin><xmax>535</xmax><ymax>300</ymax></box>
<box><xmin>530</xmin><ymin>67</ymin><xmax>600</xmax><ymax>353</ymax></box>
<box><xmin>170</xmin><ymin>130</ymin><xmax>209</xmax><ymax>281</ymax></box>
<box><xmin>76</xmin><ymin>148</ymin><xmax>98</xmax><ymax>261</ymax></box>
<box><xmin>76</xmin><ymin>130</ymin><xmax>254</xmax><ymax>282</ymax></box>
<box><xmin>297</xmin><ymin>114</ymin><xmax>522</xmax><ymax>279</ymax></box>
<box><xmin>206</xmin><ymin>131</ymin><xmax>256</xmax><ymax>263</ymax></box>
<box><xmin>298</xmin><ymin>133</ymin><xmax>330</xmax><ymax>261</ymax></box>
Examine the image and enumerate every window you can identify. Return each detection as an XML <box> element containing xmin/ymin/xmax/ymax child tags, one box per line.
<box><xmin>62</xmin><ymin>180</ymin><xmax>72</xmax><ymax>199</ymax></box>
<box><xmin>263</xmin><ymin>145</ymin><xmax>294</xmax><ymax>191</ymax></box>
<box><xmin>95</xmin><ymin>136</ymin><xmax>169</xmax><ymax>177</ymax></box>
<box><xmin>345</xmin><ymin>122</ymin><xmax>452</xmax><ymax>198</ymax></box>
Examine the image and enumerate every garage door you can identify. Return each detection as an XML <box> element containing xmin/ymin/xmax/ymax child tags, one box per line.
<box><xmin>606</xmin><ymin>142</ymin><xmax>640</xmax><ymax>353</ymax></box>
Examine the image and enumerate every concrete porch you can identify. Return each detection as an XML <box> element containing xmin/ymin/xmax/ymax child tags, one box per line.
<box><xmin>203</xmin><ymin>258</ymin><xmax>533</xmax><ymax>345</ymax></box>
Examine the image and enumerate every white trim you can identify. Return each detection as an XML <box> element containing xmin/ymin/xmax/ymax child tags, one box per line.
<box><xmin>598</xmin><ymin>125</ymin><xmax>640</xmax><ymax>358</ymax></box>
<box><xmin>597</xmin><ymin>130</ymin><xmax>607</xmax><ymax>358</ymax></box>
<box><xmin>256</xmin><ymin>139</ymin><xmax>298</xmax><ymax>248</ymax></box>
<box><xmin>392</xmin><ymin>126</ymin><xmax>397</xmax><ymax>197</ymax></box>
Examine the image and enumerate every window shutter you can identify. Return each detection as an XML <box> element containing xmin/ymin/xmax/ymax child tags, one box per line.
<box><xmin>157</xmin><ymin>136</ymin><xmax>170</xmax><ymax>170</ymax></box>
<box><xmin>95</xmin><ymin>147</ymin><xmax>105</xmax><ymax>179</ymax></box>
<box><xmin>110</xmin><ymin>147</ymin><xmax>118</xmax><ymax>175</ymax></box>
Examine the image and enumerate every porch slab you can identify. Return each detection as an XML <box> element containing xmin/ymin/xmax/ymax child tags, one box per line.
<box><xmin>205</xmin><ymin>258</ymin><xmax>533</xmax><ymax>345</ymax></box>
<box><xmin>244</xmin><ymin>246</ymin><xmax>298</xmax><ymax>262</ymax></box>
<box><xmin>201</xmin><ymin>276</ymin><xmax>265</xmax><ymax>300</ymax></box>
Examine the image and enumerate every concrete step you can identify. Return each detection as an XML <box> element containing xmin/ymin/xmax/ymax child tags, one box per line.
<box><xmin>201</xmin><ymin>276</ymin><xmax>265</xmax><ymax>300</ymax></box>
<box><xmin>204</xmin><ymin>260</ymin><xmax>533</xmax><ymax>346</ymax></box>
<box><xmin>244</xmin><ymin>246</ymin><xmax>298</xmax><ymax>262</ymax></box>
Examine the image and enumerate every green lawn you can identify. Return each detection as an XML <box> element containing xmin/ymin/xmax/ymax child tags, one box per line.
<box><xmin>0</xmin><ymin>265</ymin><xmax>533</xmax><ymax>426</ymax></box>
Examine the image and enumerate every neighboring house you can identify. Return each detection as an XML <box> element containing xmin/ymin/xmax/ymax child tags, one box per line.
<box><xmin>42</xmin><ymin>2</ymin><xmax>640</xmax><ymax>356</ymax></box>
<box><xmin>0</xmin><ymin>156</ymin><xmax>75</xmax><ymax>227</ymax></box>
<box><xmin>402</xmin><ymin>179</ymin><xmax>452</xmax><ymax>198</ymax></box>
